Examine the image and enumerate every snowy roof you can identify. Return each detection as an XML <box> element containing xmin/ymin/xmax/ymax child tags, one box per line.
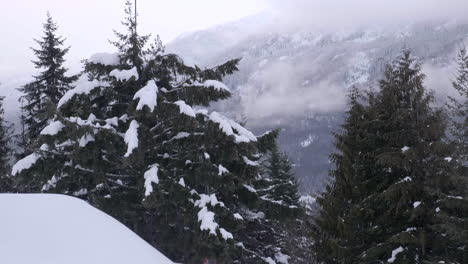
<box><xmin>0</xmin><ymin>194</ymin><xmax>174</xmax><ymax>264</ymax></box>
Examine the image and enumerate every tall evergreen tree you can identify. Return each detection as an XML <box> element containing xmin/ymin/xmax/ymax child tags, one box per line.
<box><xmin>353</xmin><ymin>52</ymin><xmax>445</xmax><ymax>263</ymax></box>
<box><xmin>311</xmin><ymin>86</ymin><xmax>376</xmax><ymax>264</ymax></box>
<box><xmin>449</xmin><ymin>47</ymin><xmax>468</xmax><ymax>162</ymax></box>
<box><xmin>0</xmin><ymin>94</ymin><xmax>13</xmax><ymax>192</ymax></box>
<box><xmin>13</xmin><ymin>2</ymin><xmax>284</xmax><ymax>263</ymax></box>
<box><xmin>259</xmin><ymin>140</ymin><xmax>313</xmax><ymax>264</ymax></box>
<box><xmin>260</xmin><ymin>143</ymin><xmax>301</xmax><ymax>217</ymax></box>
<box><xmin>437</xmin><ymin>47</ymin><xmax>468</xmax><ymax>263</ymax></box>
<box><xmin>313</xmin><ymin>51</ymin><xmax>468</xmax><ymax>264</ymax></box>
<box><xmin>18</xmin><ymin>13</ymin><xmax>75</xmax><ymax>149</ymax></box>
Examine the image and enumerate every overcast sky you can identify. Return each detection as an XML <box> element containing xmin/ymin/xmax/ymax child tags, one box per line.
<box><xmin>0</xmin><ymin>0</ymin><xmax>268</xmax><ymax>79</ymax></box>
<box><xmin>2</xmin><ymin>0</ymin><xmax>468</xmax><ymax>80</ymax></box>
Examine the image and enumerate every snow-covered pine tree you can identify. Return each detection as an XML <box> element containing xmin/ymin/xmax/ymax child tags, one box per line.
<box><xmin>18</xmin><ymin>13</ymin><xmax>76</xmax><ymax>150</ymax></box>
<box><xmin>311</xmin><ymin>86</ymin><xmax>377</xmax><ymax>264</ymax></box>
<box><xmin>13</xmin><ymin>1</ymin><xmax>283</xmax><ymax>263</ymax></box>
<box><xmin>0</xmin><ymin>94</ymin><xmax>13</xmax><ymax>192</ymax></box>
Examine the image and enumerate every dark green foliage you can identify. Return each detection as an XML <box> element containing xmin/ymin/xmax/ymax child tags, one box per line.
<box><xmin>0</xmin><ymin>95</ymin><xmax>13</xmax><ymax>192</ymax></box>
<box><xmin>438</xmin><ymin>47</ymin><xmax>468</xmax><ymax>263</ymax></box>
<box><xmin>258</xmin><ymin>142</ymin><xmax>301</xmax><ymax>219</ymax></box>
<box><xmin>245</xmin><ymin>138</ymin><xmax>311</xmax><ymax>264</ymax></box>
<box><xmin>18</xmin><ymin>13</ymin><xmax>76</xmax><ymax>149</ymax></box>
<box><xmin>313</xmin><ymin>51</ymin><xmax>468</xmax><ymax>264</ymax></box>
<box><xmin>448</xmin><ymin>47</ymin><xmax>468</xmax><ymax>162</ymax></box>
<box><xmin>312</xmin><ymin>86</ymin><xmax>373</xmax><ymax>264</ymax></box>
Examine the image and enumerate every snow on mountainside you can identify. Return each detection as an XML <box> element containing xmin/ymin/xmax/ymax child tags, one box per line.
<box><xmin>167</xmin><ymin>12</ymin><xmax>468</xmax><ymax>193</ymax></box>
<box><xmin>0</xmin><ymin>194</ymin><xmax>174</xmax><ymax>264</ymax></box>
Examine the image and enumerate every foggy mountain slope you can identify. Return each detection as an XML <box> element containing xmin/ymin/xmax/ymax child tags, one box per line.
<box><xmin>167</xmin><ymin>13</ymin><xmax>468</xmax><ymax>193</ymax></box>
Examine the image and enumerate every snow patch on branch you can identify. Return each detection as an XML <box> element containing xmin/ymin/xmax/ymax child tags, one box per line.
<box><xmin>209</xmin><ymin>111</ymin><xmax>234</xmax><ymax>135</ymax></box>
<box><xmin>88</xmin><ymin>52</ymin><xmax>120</xmax><ymax>65</ymax></box>
<box><xmin>447</xmin><ymin>195</ymin><xmax>463</xmax><ymax>200</ymax></box>
<box><xmin>73</xmin><ymin>189</ymin><xmax>88</xmax><ymax>197</ymax></box>
<box><xmin>195</xmin><ymin>194</ymin><xmax>225</xmax><ymax>208</ymax></box>
<box><xmin>202</xmin><ymin>80</ymin><xmax>230</xmax><ymax>91</ymax></box>
<box><xmin>219</xmin><ymin>228</ymin><xmax>233</xmax><ymax>240</ymax></box>
<box><xmin>41</xmin><ymin>176</ymin><xmax>58</xmax><ymax>191</ymax></box>
<box><xmin>233</xmin><ymin>213</ymin><xmax>244</xmax><ymax>220</ymax></box>
<box><xmin>144</xmin><ymin>165</ymin><xmax>159</xmax><ymax>197</ymax></box>
<box><xmin>110</xmin><ymin>67</ymin><xmax>139</xmax><ymax>81</ymax></box>
<box><xmin>173</xmin><ymin>132</ymin><xmax>190</xmax><ymax>140</ymax></box>
<box><xmin>79</xmin><ymin>133</ymin><xmax>95</xmax><ymax>147</ymax></box>
<box><xmin>178</xmin><ymin>178</ymin><xmax>186</xmax><ymax>187</ymax></box>
<box><xmin>174</xmin><ymin>101</ymin><xmax>196</xmax><ymax>117</ymax></box>
<box><xmin>218</xmin><ymin>165</ymin><xmax>229</xmax><ymax>176</ymax></box>
<box><xmin>243</xmin><ymin>184</ymin><xmax>257</xmax><ymax>193</ymax></box>
<box><xmin>12</xmin><ymin>153</ymin><xmax>41</xmax><ymax>176</ymax></box>
<box><xmin>58</xmin><ymin>75</ymin><xmax>109</xmax><ymax>108</ymax></box>
<box><xmin>134</xmin><ymin>80</ymin><xmax>158</xmax><ymax>112</ymax></box>
<box><xmin>198</xmin><ymin>207</ymin><xmax>218</xmax><ymax>235</ymax></box>
<box><xmin>388</xmin><ymin>247</ymin><xmax>404</xmax><ymax>263</ymax></box>
<box><xmin>194</xmin><ymin>194</ymin><xmax>233</xmax><ymax>240</ymax></box>
<box><xmin>40</xmin><ymin>121</ymin><xmax>65</xmax><ymax>136</ymax></box>
<box><xmin>275</xmin><ymin>252</ymin><xmax>290</xmax><ymax>264</ymax></box>
<box><xmin>209</xmin><ymin>112</ymin><xmax>257</xmax><ymax>143</ymax></box>
<box><xmin>397</xmin><ymin>177</ymin><xmax>412</xmax><ymax>184</ymax></box>
<box><xmin>243</xmin><ymin>156</ymin><xmax>259</xmax><ymax>166</ymax></box>
<box><xmin>124</xmin><ymin>121</ymin><xmax>139</xmax><ymax>157</ymax></box>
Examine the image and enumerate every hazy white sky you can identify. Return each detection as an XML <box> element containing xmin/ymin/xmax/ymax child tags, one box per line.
<box><xmin>0</xmin><ymin>0</ymin><xmax>268</xmax><ymax>78</ymax></box>
<box><xmin>2</xmin><ymin>0</ymin><xmax>468</xmax><ymax>80</ymax></box>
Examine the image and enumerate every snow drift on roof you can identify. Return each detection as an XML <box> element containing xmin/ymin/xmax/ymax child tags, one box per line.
<box><xmin>0</xmin><ymin>194</ymin><xmax>174</xmax><ymax>264</ymax></box>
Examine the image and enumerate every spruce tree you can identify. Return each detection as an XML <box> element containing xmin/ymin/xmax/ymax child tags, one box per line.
<box><xmin>238</xmin><ymin>136</ymin><xmax>308</xmax><ymax>264</ymax></box>
<box><xmin>433</xmin><ymin>47</ymin><xmax>468</xmax><ymax>263</ymax></box>
<box><xmin>13</xmin><ymin>2</ymin><xmax>283</xmax><ymax>263</ymax></box>
<box><xmin>312</xmin><ymin>51</ymin><xmax>467</xmax><ymax>264</ymax></box>
<box><xmin>354</xmin><ymin>51</ymin><xmax>461</xmax><ymax>264</ymax></box>
<box><xmin>449</xmin><ymin>47</ymin><xmax>468</xmax><ymax>162</ymax></box>
<box><xmin>0</xmin><ymin>95</ymin><xmax>13</xmax><ymax>192</ymax></box>
<box><xmin>260</xmin><ymin>140</ymin><xmax>313</xmax><ymax>264</ymax></box>
<box><xmin>260</xmin><ymin>143</ymin><xmax>301</xmax><ymax>218</ymax></box>
<box><xmin>311</xmin><ymin>86</ymin><xmax>376</xmax><ymax>264</ymax></box>
<box><xmin>18</xmin><ymin>13</ymin><xmax>75</xmax><ymax>149</ymax></box>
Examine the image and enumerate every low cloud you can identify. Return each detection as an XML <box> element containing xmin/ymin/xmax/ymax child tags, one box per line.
<box><xmin>239</xmin><ymin>60</ymin><xmax>347</xmax><ymax>120</ymax></box>
<box><xmin>423</xmin><ymin>62</ymin><xmax>460</xmax><ymax>105</ymax></box>
<box><xmin>267</xmin><ymin>0</ymin><xmax>468</xmax><ymax>31</ymax></box>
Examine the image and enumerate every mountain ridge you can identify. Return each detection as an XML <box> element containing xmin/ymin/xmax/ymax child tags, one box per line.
<box><xmin>167</xmin><ymin>12</ymin><xmax>468</xmax><ymax>193</ymax></box>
